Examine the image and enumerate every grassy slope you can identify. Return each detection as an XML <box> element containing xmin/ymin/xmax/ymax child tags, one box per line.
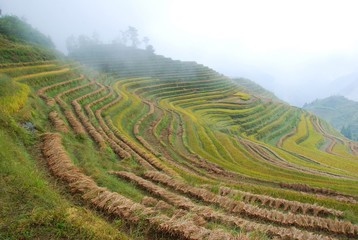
<box><xmin>70</xmin><ymin>43</ymin><xmax>358</xmax><ymax>183</ymax></box>
<box><xmin>304</xmin><ymin>95</ymin><xmax>358</xmax><ymax>140</ymax></box>
<box><xmin>232</xmin><ymin>78</ymin><xmax>280</xmax><ymax>102</ymax></box>
<box><xmin>0</xmin><ymin>27</ymin><xmax>133</xmax><ymax>239</ymax></box>
<box><xmin>0</xmin><ymin>98</ymin><xmax>131</xmax><ymax>240</ymax></box>
<box><xmin>1</xmin><ymin>18</ymin><xmax>358</xmax><ymax>239</ymax></box>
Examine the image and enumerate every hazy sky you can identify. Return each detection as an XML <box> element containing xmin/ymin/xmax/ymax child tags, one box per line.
<box><xmin>1</xmin><ymin>0</ymin><xmax>358</xmax><ymax>106</ymax></box>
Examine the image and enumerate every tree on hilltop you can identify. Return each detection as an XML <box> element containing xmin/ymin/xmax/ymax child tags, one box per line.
<box><xmin>127</xmin><ymin>26</ymin><xmax>140</xmax><ymax>48</ymax></box>
<box><xmin>146</xmin><ymin>44</ymin><xmax>155</xmax><ymax>53</ymax></box>
<box><xmin>66</xmin><ymin>32</ymin><xmax>102</xmax><ymax>53</ymax></box>
<box><xmin>113</xmin><ymin>26</ymin><xmax>154</xmax><ymax>52</ymax></box>
<box><xmin>114</xmin><ymin>26</ymin><xmax>141</xmax><ymax>48</ymax></box>
<box><xmin>67</xmin><ymin>26</ymin><xmax>155</xmax><ymax>54</ymax></box>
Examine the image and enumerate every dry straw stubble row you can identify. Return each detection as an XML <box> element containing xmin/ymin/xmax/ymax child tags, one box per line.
<box><xmin>41</xmin><ymin>133</ymin><xmax>245</xmax><ymax>240</ymax></box>
<box><xmin>144</xmin><ymin>171</ymin><xmax>358</xmax><ymax>236</ymax></box>
<box><xmin>113</xmin><ymin>171</ymin><xmax>335</xmax><ymax>240</ymax></box>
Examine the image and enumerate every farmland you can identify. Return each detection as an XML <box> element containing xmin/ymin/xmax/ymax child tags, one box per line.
<box><xmin>1</xmin><ymin>17</ymin><xmax>358</xmax><ymax>240</ymax></box>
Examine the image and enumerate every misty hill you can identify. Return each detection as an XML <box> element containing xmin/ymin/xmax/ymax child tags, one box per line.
<box><xmin>69</xmin><ymin>43</ymin><xmax>220</xmax><ymax>80</ymax></box>
<box><xmin>70</xmin><ymin>44</ymin><xmax>281</xmax><ymax>102</ymax></box>
<box><xmin>232</xmin><ymin>77</ymin><xmax>280</xmax><ymax>102</ymax></box>
<box><xmin>1</xmin><ymin>16</ymin><xmax>358</xmax><ymax>239</ymax></box>
<box><xmin>70</xmin><ymin>43</ymin><xmax>303</xmax><ymax>145</ymax></box>
<box><xmin>329</xmin><ymin>72</ymin><xmax>358</xmax><ymax>102</ymax></box>
<box><xmin>0</xmin><ymin>16</ymin><xmax>57</xmax><ymax>63</ymax></box>
<box><xmin>304</xmin><ymin>96</ymin><xmax>358</xmax><ymax>141</ymax></box>
<box><xmin>0</xmin><ymin>15</ymin><xmax>54</xmax><ymax>48</ymax></box>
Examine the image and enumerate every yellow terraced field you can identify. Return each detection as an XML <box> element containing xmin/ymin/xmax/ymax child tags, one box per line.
<box><xmin>2</xmin><ymin>20</ymin><xmax>358</xmax><ymax>240</ymax></box>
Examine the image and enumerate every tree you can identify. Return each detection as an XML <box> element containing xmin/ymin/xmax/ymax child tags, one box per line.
<box><xmin>113</xmin><ymin>29</ymin><xmax>129</xmax><ymax>46</ymax></box>
<box><xmin>142</xmin><ymin>36</ymin><xmax>149</xmax><ymax>48</ymax></box>
<box><xmin>113</xmin><ymin>26</ymin><xmax>154</xmax><ymax>51</ymax></box>
<box><xmin>341</xmin><ymin>125</ymin><xmax>352</xmax><ymax>139</ymax></box>
<box><xmin>92</xmin><ymin>31</ymin><xmax>101</xmax><ymax>44</ymax></box>
<box><xmin>146</xmin><ymin>44</ymin><xmax>155</xmax><ymax>53</ymax></box>
<box><xmin>126</xmin><ymin>26</ymin><xmax>140</xmax><ymax>48</ymax></box>
<box><xmin>119</xmin><ymin>30</ymin><xmax>129</xmax><ymax>45</ymax></box>
<box><xmin>77</xmin><ymin>34</ymin><xmax>92</xmax><ymax>48</ymax></box>
<box><xmin>66</xmin><ymin>35</ymin><xmax>77</xmax><ymax>53</ymax></box>
<box><xmin>66</xmin><ymin>33</ymin><xmax>102</xmax><ymax>54</ymax></box>
<box><xmin>142</xmin><ymin>36</ymin><xmax>154</xmax><ymax>53</ymax></box>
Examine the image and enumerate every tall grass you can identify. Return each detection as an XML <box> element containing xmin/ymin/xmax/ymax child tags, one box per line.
<box><xmin>0</xmin><ymin>74</ymin><xmax>30</xmax><ymax>114</ymax></box>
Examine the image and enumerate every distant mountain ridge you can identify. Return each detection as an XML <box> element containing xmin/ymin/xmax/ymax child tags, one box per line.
<box><xmin>329</xmin><ymin>72</ymin><xmax>358</xmax><ymax>101</ymax></box>
<box><xmin>303</xmin><ymin>95</ymin><xmax>358</xmax><ymax>140</ymax></box>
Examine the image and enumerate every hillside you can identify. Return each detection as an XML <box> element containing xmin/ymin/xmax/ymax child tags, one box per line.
<box><xmin>1</xmin><ymin>17</ymin><xmax>358</xmax><ymax>240</ymax></box>
<box><xmin>232</xmin><ymin>78</ymin><xmax>280</xmax><ymax>102</ymax></box>
<box><xmin>304</xmin><ymin>96</ymin><xmax>358</xmax><ymax>141</ymax></box>
<box><xmin>330</xmin><ymin>73</ymin><xmax>358</xmax><ymax>102</ymax></box>
<box><xmin>0</xmin><ymin>16</ymin><xmax>57</xmax><ymax>63</ymax></box>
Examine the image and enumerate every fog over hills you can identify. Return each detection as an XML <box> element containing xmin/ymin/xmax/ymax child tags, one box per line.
<box><xmin>1</xmin><ymin>5</ymin><xmax>358</xmax><ymax>239</ymax></box>
<box><xmin>304</xmin><ymin>95</ymin><xmax>358</xmax><ymax>140</ymax></box>
<box><xmin>330</xmin><ymin>73</ymin><xmax>358</xmax><ymax>102</ymax></box>
<box><xmin>2</xmin><ymin>0</ymin><xmax>358</xmax><ymax>106</ymax></box>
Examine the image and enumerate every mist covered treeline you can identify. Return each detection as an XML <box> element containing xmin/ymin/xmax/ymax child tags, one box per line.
<box><xmin>0</xmin><ymin>15</ymin><xmax>54</xmax><ymax>48</ymax></box>
<box><xmin>66</xmin><ymin>26</ymin><xmax>154</xmax><ymax>54</ymax></box>
<box><xmin>0</xmin><ymin>15</ymin><xmax>57</xmax><ymax>63</ymax></box>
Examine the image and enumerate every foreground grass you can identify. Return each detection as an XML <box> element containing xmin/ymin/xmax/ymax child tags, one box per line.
<box><xmin>0</xmin><ymin>104</ymin><xmax>130</xmax><ymax>239</ymax></box>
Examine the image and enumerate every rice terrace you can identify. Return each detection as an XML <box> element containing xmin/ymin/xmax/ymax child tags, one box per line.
<box><xmin>1</xmin><ymin>4</ymin><xmax>358</xmax><ymax>240</ymax></box>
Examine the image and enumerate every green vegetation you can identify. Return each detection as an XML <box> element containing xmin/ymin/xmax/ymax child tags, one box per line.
<box><xmin>304</xmin><ymin>95</ymin><xmax>358</xmax><ymax>141</ymax></box>
<box><xmin>0</xmin><ymin>101</ymin><xmax>130</xmax><ymax>239</ymax></box>
<box><xmin>0</xmin><ymin>16</ymin><xmax>58</xmax><ymax>64</ymax></box>
<box><xmin>0</xmin><ymin>74</ymin><xmax>30</xmax><ymax>114</ymax></box>
<box><xmin>1</xmin><ymin>16</ymin><xmax>358</xmax><ymax>240</ymax></box>
<box><xmin>234</xmin><ymin>91</ymin><xmax>251</xmax><ymax>100</ymax></box>
<box><xmin>0</xmin><ymin>15</ymin><xmax>54</xmax><ymax>48</ymax></box>
<box><xmin>232</xmin><ymin>78</ymin><xmax>280</xmax><ymax>101</ymax></box>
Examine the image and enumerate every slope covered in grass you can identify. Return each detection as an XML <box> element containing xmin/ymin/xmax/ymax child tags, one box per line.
<box><xmin>232</xmin><ymin>78</ymin><xmax>280</xmax><ymax>102</ymax></box>
<box><xmin>0</xmin><ymin>15</ymin><xmax>58</xmax><ymax>63</ymax></box>
<box><xmin>1</xmin><ymin>16</ymin><xmax>358</xmax><ymax>240</ymax></box>
<box><xmin>304</xmin><ymin>95</ymin><xmax>358</xmax><ymax>141</ymax></box>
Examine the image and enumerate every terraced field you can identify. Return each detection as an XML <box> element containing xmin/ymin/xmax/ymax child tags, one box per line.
<box><xmin>2</xmin><ymin>39</ymin><xmax>358</xmax><ymax>239</ymax></box>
